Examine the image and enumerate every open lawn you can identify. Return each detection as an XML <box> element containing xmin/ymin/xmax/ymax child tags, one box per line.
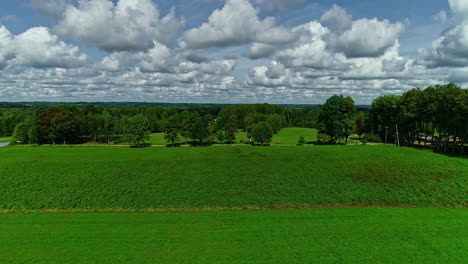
<box><xmin>0</xmin><ymin>137</ymin><xmax>11</xmax><ymax>142</ymax></box>
<box><xmin>0</xmin><ymin>208</ymin><xmax>466</xmax><ymax>263</ymax></box>
<box><xmin>0</xmin><ymin>145</ymin><xmax>466</xmax><ymax>211</ymax></box>
<box><xmin>236</xmin><ymin>127</ymin><xmax>318</xmax><ymax>145</ymax></box>
<box><xmin>114</xmin><ymin>127</ymin><xmax>318</xmax><ymax>146</ymax></box>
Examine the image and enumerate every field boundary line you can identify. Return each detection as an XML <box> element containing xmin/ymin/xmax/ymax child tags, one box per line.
<box><xmin>1</xmin><ymin>204</ymin><xmax>466</xmax><ymax>214</ymax></box>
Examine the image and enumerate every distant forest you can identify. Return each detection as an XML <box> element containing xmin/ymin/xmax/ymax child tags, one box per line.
<box><xmin>1</xmin><ymin>83</ymin><xmax>466</xmax><ymax>154</ymax></box>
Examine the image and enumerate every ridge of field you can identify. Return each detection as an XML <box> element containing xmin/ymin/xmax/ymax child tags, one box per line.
<box><xmin>0</xmin><ymin>208</ymin><xmax>466</xmax><ymax>263</ymax></box>
<box><xmin>0</xmin><ymin>146</ymin><xmax>466</xmax><ymax>210</ymax></box>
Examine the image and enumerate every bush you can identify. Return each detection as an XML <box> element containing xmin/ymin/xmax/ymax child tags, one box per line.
<box><xmin>317</xmin><ymin>134</ymin><xmax>331</xmax><ymax>144</ymax></box>
<box><xmin>297</xmin><ymin>136</ymin><xmax>306</xmax><ymax>146</ymax></box>
<box><xmin>361</xmin><ymin>139</ymin><xmax>368</xmax><ymax>145</ymax></box>
<box><xmin>364</xmin><ymin>133</ymin><xmax>382</xmax><ymax>143</ymax></box>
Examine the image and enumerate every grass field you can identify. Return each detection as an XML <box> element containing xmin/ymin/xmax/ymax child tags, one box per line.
<box><xmin>236</xmin><ymin>127</ymin><xmax>318</xmax><ymax>145</ymax></box>
<box><xmin>0</xmin><ymin>208</ymin><xmax>466</xmax><ymax>263</ymax></box>
<box><xmin>0</xmin><ymin>145</ymin><xmax>466</xmax><ymax>210</ymax></box>
<box><xmin>114</xmin><ymin>127</ymin><xmax>318</xmax><ymax>146</ymax></box>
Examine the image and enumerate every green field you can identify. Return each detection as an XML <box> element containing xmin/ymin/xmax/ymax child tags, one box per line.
<box><xmin>113</xmin><ymin>127</ymin><xmax>318</xmax><ymax>146</ymax></box>
<box><xmin>236</xmin><ymin>127</ymin><xmax>318</xmax><ymax>145</ymax></box>
<box><xmin>0</xmin><ymin>137</ymin><xmax>11</xmax><ymax>142</ymax></box>
<box><xmin>1</xmin><ymin>145</ymin><xmax>467</xmax><ymax>263</ymax></box>
<box><xmin>0</xmin><ymin>145</ymin><xmax>466</xmax><ymax>211</ymax></box>
<box><xmin>0</xmin><ymin>208</ymin><xmax>466</xmax><ymax>263</ymax></box>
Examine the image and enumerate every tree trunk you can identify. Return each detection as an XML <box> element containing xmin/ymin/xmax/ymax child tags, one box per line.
<box><xmin>444</xmin><ymin>133</ymin><xmax>448</xmax><ymax>152</ymax></box>
<box><xmin>452</xmin><ymin>136</ymin><xmax>456</xmax><ymax>153</ymax></box>
<box><xmin>461</xmin><ymin>139</ymin><xmax>465</xmax><ymax>155</ymax></box>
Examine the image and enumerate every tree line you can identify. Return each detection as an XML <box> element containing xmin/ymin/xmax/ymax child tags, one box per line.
<box><xmin>4</xmin><ymin>83</ymin><xmax>466</xmax><ymax>153</ymax></box>
<box><xmin>7</xmin><ymin>104</ymin><xmax>319</xmax><ymax>146</ymax></box>
<box><xmin>316</xmin><ymin>83</ymin><xmax>467</xmax><ymax>154</ymax></box>
<box><xmin>367</xmin><ymin>83</ymin><xmax>467</xmax><ymax>154</ymax></box>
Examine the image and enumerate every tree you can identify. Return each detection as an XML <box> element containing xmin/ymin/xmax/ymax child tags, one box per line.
<box><xmin>224</xmin><ymin>114</ymin><xmax>238</xmax><ymax>144</ymax></box>
<box><xmin>190</xmin><ymin>117</ymin><xmax>210</xmax><ymax>144</ymax></box>
<box><xmin>252</xmin><ymin>122</ymin><xmax>273</xmax><ymax>146</ymax></box>
<box><xmin>126</xmin><ymin>114</ymin><xmax>151</xmax><ymax>146</ymax></box>
<box><xmin>297</xmin><ymin>136</ymin><xmax>306</xmax><ymax>146</ymax></box>
<box><xmin>49</xmin><ymin>111</ymin><xmax>79</xmax><ymax>145</ymax></box>
<box><xmin>267</xmin><ymin>114</ymin><xmax>282</xmax><ymax>134</ymax></box>
<box><xmin>164</xmin><ymin>115</ymin><xmax>180</xmax><ymax>146</ymax></box>
<box><xmin>368</xmin><ymin>95</ymin><xmax>400</xmax><ymax>144</ymax></box>
<box><xmin>207</xmin><ymin>119</ymin><xmax>218</xmax><ymax>145</ymax></box>
<box><xmin>37</xmin><ymin>107</ymin><xmax>61</xmax><ymax>144</ymax></box>
<box><xmin>27</xmin><ymin>126</ymin><xmax>40</xmax><ymax>145</ymax></box>
<box><xmin>102</xmin><ymin>111</ymin><xmax>114</xmax><ymax>144</ymax></box>
<box><xmin>318</xmin><ymin>95</ymin><xmax>357</xmax><ymax>144</ymax></box>
<box><xmin>179</xmin><ymin>111</ymin><xmax>199</xmax><ymax>144</ymax></box>
<box><xmin>355</xmin><ymin>115</ymin><xmax>365</xmax><ymax>139</ymax></box>
<box><xmin>13</xmin><ymin>122</ymin><xmax>29</xmax><ymax>144</ymax></box>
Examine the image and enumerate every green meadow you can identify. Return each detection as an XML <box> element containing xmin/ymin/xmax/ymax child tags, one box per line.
<box><xmin>113</xmin><ymin>127</ymin><xmax>318</xmax><ymax>146</ymax></box>
<box><xmin>0</xmin><ymin>145</ymin><xmax>466</xmax><ymax>211</ymax></box>
<box><xmin>0</xmin><ymin>208</ymin><xmax>466</xmax><ymax>264</ymax></box>
<box><xmin>1</xmin><ymin>145</ymin><xmax>466</xmax><ymax>263</ymax></box>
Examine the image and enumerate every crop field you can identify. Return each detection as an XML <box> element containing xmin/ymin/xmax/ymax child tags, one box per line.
<box><xmin>0</xmin><ymin>208</ymin><xmax>466</xmax><ymax>263</ymax></box>
<box><xmin>0</xmin><ymin>145</ymin><xmax>466</xmax><ymax>211</ymax></box>
<box><xmin>0</xmin><ymin>145</ymin><xmax>466</xmax><ymax>263</ymax></box>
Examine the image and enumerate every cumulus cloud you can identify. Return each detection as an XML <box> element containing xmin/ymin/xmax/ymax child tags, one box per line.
<box><xmin>28</xmin><ymin>0</ymin><xmax>70</xmax><ymax>19</ymax></box>
<box><xmin>182</xmin><ymin>0</ymin><xmax>296</xmax><ymax>49</ymax></box>
<box><xmin>254</xmin><ymin>0</ymin><xmax>304</xmax><ymax>11</ymax></box>
<box><xmin>4</xmin><ymin>0</ymin><xmax>466</xmax><ymax>103</ymax></box>
<box><xmin>433</xmin><ymin>10</ymin><xmax>448</xmax><ymax>23</ymax></box>
<box><xmin>319</xmin><ymin>5</ymin><xmax>405</xmax><ymax>58</ymax></box>
<box><xmin>0</xmin><ymin>25</ymin><xmax>87</xmax><ymax>69</ymax></box>
<box><xmin>320</xmin><ymin>4</ymin><xmax>352</xmax><ymax>33</ymax></box>
<box><xmin>418</xmin><ymin>0</ymin><xmax>468</xmax><ymax>67</ymax></box>
<box><xmin>98</xmin><ymin>41</ymin><xmax>175</xmax><ymax>73</ymax></box>
<box><xmin>276</xmin><ymin>21</ymin><xmax>348</xmax><ymax>70</ymax></box>
<box><xmin>179</xmin><ymin>59</ymin><xmax>236</xmax><ymax>75</ymax></box>
<box><xmin>0</xmin><ymin>25</ymin><xmax>14</xmax><ymax>69</ymax></box>
<box><xmin>13</xmin><ymin>27</ymin><xmax>88</xmax><ymax>69</ymax></box>
<box><xmin>247</xmin><ymin>43</ymin><xmax>278</xmax><ymax>60</ymax></box>
<box><xmin>53</xmin><ymin>0</ymin><xmax>184</xmax><ymax>52</ymax></box>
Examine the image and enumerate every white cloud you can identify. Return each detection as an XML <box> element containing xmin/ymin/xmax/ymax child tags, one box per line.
<box><xmin>13</xmin><ymin>27</ymin><xmax>88</xmax><ymax>69</ymax></box>
<box><xmin>28</xmin><ymin>0</ymin><xmax>70</xmax><ymax>19</ymax></box>
<box><xmin>320</xmin><ymin>4</ymin><xmax>352</xmax><ymax>33</ymax></box>
<box><xmin>54</xmin><ymin>0</ymin><xmax>184</xmax><ymax>52</ymax></box>
<box><xmin>3</xmin><ymin>0</ymin><xmax>466</xmax><ymax>103</ymax></box>
<box><xmin>179</xmin><ymin>59</ymin><xmax>236</xmax><ymax>75</ymax></box>
<box><xmin>254</xmin><ymin>0</ymin><xmax>304</xmax><ymax>11</ymax></box>
<box><xmin>318</xmin><ymin>5</ymin><xmax>406</xmax><ymax>58</ymax></box>
<box><xmin>277</xmin><ymin>21</ymin><xmax>348</xmax><ymax>70</ymax></box>
<box><xmin>0</xmin><ymin>25</ymin><xmax>87</xmax><ymax>69</ymax></box>
<box><xmin>433</xmin><ymin>10</ymin><xmax>448</xmax><ymax>23</ymax></box>
<box><xmin>139</xmin><ymin>42</ymin><xmax>175</xmax><ymax>73</ymax></box>
<box><xmin>0</xmin><ymin>25</ymin><xmax>14</xmax><ymax>69</ymax></box>
<box><xmin>182</xmin><ymin>0</ymin><xmax>296</xmax><ymax>49</ymax></box>
<box><xmin>418</xmin><ymin>0</ymin><xmax>468</xmax><ymax>67</ymax></box>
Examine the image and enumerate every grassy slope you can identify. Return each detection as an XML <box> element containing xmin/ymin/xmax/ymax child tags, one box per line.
<box><xmin>0</xmin><ymin>208</ymin><xmax>466</xmax><ymax>264</ymax></box>
<box><xmin>0</xmin><ymin>146</ymin><xmax>466</xmax><ymax>210</ymax></box>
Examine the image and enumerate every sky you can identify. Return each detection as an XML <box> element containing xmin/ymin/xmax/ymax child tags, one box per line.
<box><xmin>0</xmin><ymin>0</ymin><xmax>466</xmax><ymax>104</ymax></box>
